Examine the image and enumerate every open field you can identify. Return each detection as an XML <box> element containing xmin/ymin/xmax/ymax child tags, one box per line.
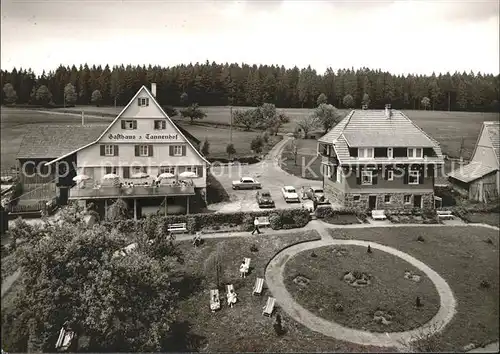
<box><xmin>0</xmin><ymin>107</ymin><xmax>279</xmax><ymax>171</ymax></box>
<box><xmin>284</xmin><ymin>244</ymin><xmax>440</xmax><ymax>332</ymax></box>
<box><xmin>55</xmin><ymin>105</ymin><xmax>498</xmax><ymax>160</ymax></box>
<box><xmin>327</xmin><ymin>226</ymin><xmax>499</xmax><ymax>352</ymax></box>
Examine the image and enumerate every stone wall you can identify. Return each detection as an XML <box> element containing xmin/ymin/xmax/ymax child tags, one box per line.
<box><xmin>344</xmin><ymin>192</ymin><xmax>435</xmax><ymax>210</ymax></box>
<box><xmin>324</xmin><ymin>180</ymin><xmax>345</xmax><ymax>205</ymax></box>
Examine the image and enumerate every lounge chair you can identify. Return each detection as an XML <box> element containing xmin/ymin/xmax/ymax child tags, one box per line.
<box><xmin>253</xmin><ymin>277</ymin><xmax>264</xmax><ymax>295</ymax></box>
<box><xmin>262</xmin><ymin>296</ymin><xmax>276</xmax><ymax>316</ymax></box>
<box><xmin>226</xmin><ymin>284</ymin><xmax>237</xmax><ymax>307</ymax></box>
<box><xmin>210</xmin><ymin>289</ymin><xmax>220</xmax><ymax>312</ymax></box>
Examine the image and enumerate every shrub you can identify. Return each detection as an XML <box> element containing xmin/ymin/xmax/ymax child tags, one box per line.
<box><xmin>186</xmin><ymin>215</ymin><xmax>199</xmax><ymax>233</ymax></box>
<box><xmin>242</xmin><ymin>214</ymin><xmax>255</xmax><ymax>232</ymax></box>
<box><xmin>310</xmin><ymin>251</ymin><xmax>317</xmax><ymax>258</ymax></box>
<box><xmin>480</xmin><ymin>280</ymin><xmax>491</xmax><ymax>289</ymax></box>
<box><xmin>269</xmin><ymin>213</ymin><xmax>282</xmax><ymax>230</ymax></box>
<box><xmin>417</xmin><ymin>235</ymin><xmax>425</xmax><ymax>242</ymax></box>
<box><xmin>250</xmin><ymin>244</ymin><xmax>259</xmax><ymax>252</ymax></box>
<box><xmin>261</xmin><ymin>131</ymin><xmax>270</xmax><ymax>144</ymax></box>
<box><xmin>206</xmin><ymin>172</ymin><xmax>230</xmax><ymax>204</ymax></box>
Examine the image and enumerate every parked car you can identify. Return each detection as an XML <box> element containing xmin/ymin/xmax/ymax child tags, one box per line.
<box><xmin>305</xmin><ymin>187</ymin><xmax>329</xmax><ymax>204</ymax></box>
<box><xmin>256</xmin><ymin>190</ymin><xmax>275</xmax><ymax>208</ymax></box>
<box><xmin>232</xmin><ymin>177</ymin><xmax>262</xmax><ymax>190</ymax></box>
<box><xmin>281</xmin><ymin>186</ymin><xmax>300</xmax><ymax>203</ymax></box>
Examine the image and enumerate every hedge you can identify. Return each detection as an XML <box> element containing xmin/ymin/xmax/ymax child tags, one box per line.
<box><xmin>206</xmin><ymin>172</ymin><xmax>230</xmax><ymax>204</ymax></box>
<box><xmin>147</xmin><ymin>208</ymin><xmax>311</xmax><ymax>234</ymax></box>
<box><xmin>315</xmin><ymin>206</ymin><xmax>368</xmax><ymax>223</ymax></box>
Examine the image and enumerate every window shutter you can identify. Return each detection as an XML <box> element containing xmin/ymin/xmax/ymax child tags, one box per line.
<box><xmin>123</xmin><ymin>167</ymin><xmax>130</xmax><ymax>178</ymax></box>
<box><xmin>142</xmin><ymin>166</ymin><xmax>148</xmax><ymax>174</ymax></box>
<box><xmin>132</xmin><ymin>120</ymin><xmax>137</xmax><ymax>129</ymax></box>
<box><xmin>384</xmin><ymin>167</ymin><xmax>389</xmax><ymax>180</ymax></box>
<box><xmin>121</xmin><ymin>121</ymin><xmax>126</xmax><ymax>129</ymax></box>
<box><xmin>356</xmin><ymin>168</ymin><xmax>361</xmax><ymax>185</ymax></box>
<box><xmin>182</xmin><ymin>145</ymin><xmax>187</xmax><ymax>156</ymax></box>
<box><xmin>135</xmin><ymin>145</ymin><xmax>140</xmax><ymax>156</ymax></box>
<box><xmin>403</xmin><ymin>166</ymin><xmax>409</xmax><ymax>184</ymax></box>
<box><xmin>154</xmin><ymin>121</ymin><xmax>158</xmax><ymax>130</ymax></box>
<box><xmin>114</xmin><ymin>145</ymin><xmax>119</xmax><ymax>156</ymax></box>
<box><xmin>100</xmin><ymin>145</ymin><xmax>105</xmax><ymax>156</ymax></box>
<box><xmin>169</xmin><ymin>146</ymin><xmax>174</xmax><ymax>156</ymax></box>
<box><xmin>197</xmin><ymin>166</ymin><xmax>203</xmax><ymax>177</ymax></box>
<box><xmin>148</xmin><ymin>145</ymin><xmax>153</xmax><ymax>157</ymax></box>
<box><xmin>162</xmin><ymin>121</ymin><xmax>166</xmax><ymax>129</ymax></box>
<box><xmin>419</xmin><ymin>167</ymin><xmax>424</xmax><ymax>184</ymax></box>
<box><xmin>137</xmin><ymin>98</ymin><xmax>141</xmax><ymax>106</ymax></box>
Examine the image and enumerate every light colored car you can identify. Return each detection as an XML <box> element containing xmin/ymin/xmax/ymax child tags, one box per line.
<box><xmin>306</xmin><ymin>187</ymin><xmax>329</xmax><ymax>204</ymax></box>
<box><xmin>232</xmin><ymin>177</ymin><xmax>262</xmax><ymax>190</ymax></box>
<box><xmin>282</xmin><ymin>186</ymin><xmax>300</xmax><ymax>203</ymax></box>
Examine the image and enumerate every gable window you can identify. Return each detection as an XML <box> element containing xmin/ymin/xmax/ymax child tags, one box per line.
<box><xmin>154</xmin><ymin>120</ymin><xmax>167</xmax><ymax>130</ymax></box>
<box><xmin>173</xmin><ymin>145</ymin><xmax>183</xmax><ymax>156</ymax></box>
<box><xmin>361</xmin><ymin>170</ymin><xmax>373</xmax><ymax>185</ymax></box>
<box><xmin>387</xmin><ymin>170</ymin><xmax>394</xmax><ymax>181</ymax></box>
<box><xmin>404</xmin><ymin>195</ymin><xmax>412</xmax><ymax>204</ymax></box>
<box><xmin>358</xmin><ymin>148</ymin><xmax>374</xmax><ymax>159</ymax></box>
<box><xmin>353</xmin><ymin>195</ymin><xmax>361</xmax><ymax>201</ymax></box>
<box><xmin>384</xmin><ymin>195</ymin><xmax>391</xmax><ymax>203</ymax></box>
<box><xmin>160</xmin><ymin>166</ymin><xmax>175</xmax><ymax>175</ymax></box>
<box><xmin>139</xmin><ymin>145</ymin><xmax>149</xmax><ymax>157</ymax></box>
<box><xmin>138</xmin><ymin>97</ymin><xmax>149</xmax><ymax>107</ymax></box>
<box><xmin>408</xmin><ymin>170</ymin><xmax>420</xmax><ymax>185</ymax></box>
<box><xmin>387</xmin><ymin>148</ymin><xmax>393</xmax><ymax>159</ymax></box>
<box><xmin>408</xmin><ymin>148</ymin><xmax>423</xmax><ymax>159</ymax></box>
<box><xmin>122</xmin><ymin>120</ymin><xmax>137</xmax><ymax>130</ymax></box>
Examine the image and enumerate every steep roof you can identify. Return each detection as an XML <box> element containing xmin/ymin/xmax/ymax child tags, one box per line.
<box><xmin>17</xmin><ymin>125</ymin><xmax>108</xmax><ymax>159</ymax></box>
<box><xmin>447</xmin><ymin>162</ymin><xmax>498</xmax><ymax>183</ymax></box>
<box><xmin>43</xmin><ymin>86</ymin><xmax>209</xmax><ymax>165</ymax></box>
<box><xmin>318</xmin><ymin>109</ymin><xmax>443</xmax><ymax>164</ymax></box>
<box><xmin>485</xmin><ymin>121</ymin><xmax>499</xmax><ymax>162</ymax></box>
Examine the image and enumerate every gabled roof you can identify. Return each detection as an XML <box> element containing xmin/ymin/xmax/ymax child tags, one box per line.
<box><xmin>447</xmin><ymin>162</ymin><xmax>498</xmax><ymax>183</ymax></box>
<box><xmin>17</xmin><ymin>125</ymin><xmax>108</xmax><ymax>159</ymax></box>
<box><xmin>471</xmin><ymin>121</ymin><xmax>500</xmax><ymax>166</ymax></box>
<box><xmin>44</xmin><ymin>86</ymin><xmax>209</xmax><ymax>165</ymax></box>
<box><xmin>318</xmin><ymin>109</ymin><xmax>443</xmax><ymax>164</ymax></box>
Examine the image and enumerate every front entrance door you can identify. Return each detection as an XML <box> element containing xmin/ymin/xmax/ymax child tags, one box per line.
<box><xmin>414</xmin><ymin>195</ymin><xmax>422</xmax><ymax>208</ymax></box>
<box><xmin>368</xmin><ymin>195</ymin><xmax>377</xmax><ymax>210</ymax></box>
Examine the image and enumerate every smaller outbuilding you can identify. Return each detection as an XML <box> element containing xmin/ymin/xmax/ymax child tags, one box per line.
<box><xmin>448</xmin><ymin>121</ymin><xmax>499</xmax><ymax>203</ymax></box>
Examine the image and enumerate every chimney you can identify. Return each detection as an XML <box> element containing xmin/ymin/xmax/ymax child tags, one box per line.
<box><xmin>151</xmin><ymin>83</ymin><xmax>157</xmax><ymax>98</ymax></box>
<box><xmin>385</xmin><ymin>104</ymin><xmax>392</xmax><ymax>119</ymax></box>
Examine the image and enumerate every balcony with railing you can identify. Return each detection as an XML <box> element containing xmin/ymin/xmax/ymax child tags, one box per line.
<box><xmin>69</xmin><ymin>181</ymin><xmax>195</xmax><ymax>200</ymax></box>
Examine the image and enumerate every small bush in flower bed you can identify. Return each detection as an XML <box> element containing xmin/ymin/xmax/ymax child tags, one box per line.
<box><xmin>385</xmin><ymin>209</ymin><xmax>439</xmax><ymax>224</ymax></box>
<box><xmin>315</xmin><ymin>206</ymin><xmax>368</xmax><ymax>224</ymax></box>
<box><xmin>147</xmin><ymin>208</ymin><xmax>311</xmax><ymax>234</ymax></box>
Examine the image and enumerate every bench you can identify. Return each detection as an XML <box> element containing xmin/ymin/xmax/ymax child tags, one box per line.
<box><xmin>371</xmin><ymin>210</ymin><xmax>387</xmax><ymax>220</ymax></box>
<box><xmin>167</xmin><ymin>223</ymin><xmax>187</xmax><ymax>233</ymax></box>
<box><xmin>262</xmin><ymin>296</ymin><xmax>276</xmax><ymax>316</ymax></box>
<box><xmin>55</xmin><ymin>327</ymin><xmax>75</xmax><ymax>350</ymax></box>
<box><xmin>210</xmin><ymin>289</ymin><xmax>220</xmax><ymax>312</ymax></box>
<box><xmin>253</xmin><ymin>277</ymin><xmax>264</xmax><ymax>295</ymax></box>
<box><xmin>437</xmin><ymin>210</ymin><xmax>454</xmax><ymax>219</ymax></box>
<box><xmin>256</xmin><ymin>216</ymin><xmax>270</xmax><ymax>227</ymax></box>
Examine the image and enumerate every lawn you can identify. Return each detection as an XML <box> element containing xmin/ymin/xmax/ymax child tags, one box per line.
<box><xmin>284</xmin><ymin>245</ymin><xmax>440</xmax><ymax>332</ymax></box>
<box><xmin>327</xmin><ymin>226</ymin><xmax>499</xmax><ymax>352</ymax></box>
<box><xmin>280</xmin><ymin>138</ymin><xmax>322</xmax><ymax>180</ymax></box>
<box><xmin>170</xmin><ymin>231</ymin><xmax>392</xmax><ymax>352</ymax></box>
<box><xmin>323</xmin><ymin>214</ymin><xmax>362</xmax><ymax>225</ymax></box>
<box><xmin>465</xmin><ymin>213</ymin><xmax>499</xmax><ymax>227</ymax></box>
<box><xmin>0</xmin><ymin>107</ymin><xmax>281</xmax><ymax>171</ymax></box>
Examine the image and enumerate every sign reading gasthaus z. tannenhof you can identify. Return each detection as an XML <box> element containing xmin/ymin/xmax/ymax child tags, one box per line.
<box><xmin>107</xmin><ymin>133</ymin><xmax>179</xmax><ymax>141</ymax></box>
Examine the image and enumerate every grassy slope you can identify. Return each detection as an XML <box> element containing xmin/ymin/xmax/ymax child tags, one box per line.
<box><xmin>284</xmin><ymin>244</ymin><xmax>440</xmax><ymax>332</ymax></box>
<box><xmin>327</xmin><ymin>226</ymin><xmax>499</xmax><ymax>352</ymax></box>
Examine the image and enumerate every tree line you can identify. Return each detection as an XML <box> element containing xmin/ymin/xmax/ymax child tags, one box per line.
<box><xmin>1</xmin><ymin>62</ymin><xmax>499</xmax><ymax>112</ymax></box>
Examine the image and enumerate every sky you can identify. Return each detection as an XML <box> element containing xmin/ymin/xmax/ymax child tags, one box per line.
<box><xmin>1</xmin><ymin>0</ymin><xmax>499</xmax><ymax>76</ymax></box>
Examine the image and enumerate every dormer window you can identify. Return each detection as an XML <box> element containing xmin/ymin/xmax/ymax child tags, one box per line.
<box><xmin>358</xmin><ymin>148</ymin><xmax>374</xmax><ymax>159</ymax></box>
<box><xmin>408</xmin><ymin>148</ymin><xmax>423</xmax><ymax>159</ymax></box>
<box><xmin>138</xmin><ymin>97</ymin><xmax>149</xmax><ymax>107</ymax></box>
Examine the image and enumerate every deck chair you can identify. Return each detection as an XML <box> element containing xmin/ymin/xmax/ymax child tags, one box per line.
<box><xmin>55</xmin><ymin>327</ymin><xmax>75</xmax><ymax>350</ymax></box>
<box><xmin>226</xmin><ymin>284</ymin><xmax>237</xmax><ymax>307</ymax></box>
<box><xmin>244</xmin><ymin>257</ymin><xmax>251</xmax><ymax>272</ymax></box>
<box><xmin>210</xmin><ymin>289</ymin><xmax>220</xmax><ymax>312</ymax></box>
<box><xmin>262</xmin><ymin>296</ymin><xmax>276</xmax><ymax>316</ymax></box>
<box><xmin>253</xmin><ymin>277</ymin><xmax>264</xmax><ymax>295</ymax></box>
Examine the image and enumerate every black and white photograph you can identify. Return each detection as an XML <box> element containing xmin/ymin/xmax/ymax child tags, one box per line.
<box><xmin>0</xmin><ymin>0</ymin><xmax>499</xmax><ymax>352</ymax></box>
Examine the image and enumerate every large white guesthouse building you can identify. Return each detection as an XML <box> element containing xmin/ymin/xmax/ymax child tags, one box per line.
<box><xmin>39</xmin><ymin>84</ymin><xmax>209</xmax><ymax>218</ymax></box>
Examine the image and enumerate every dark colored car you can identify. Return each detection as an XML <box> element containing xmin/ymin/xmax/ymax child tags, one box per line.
<box><xmin>256</xmin><ymin>190</ymin><xmax>275</xmax><ymax>208</ymax></box>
